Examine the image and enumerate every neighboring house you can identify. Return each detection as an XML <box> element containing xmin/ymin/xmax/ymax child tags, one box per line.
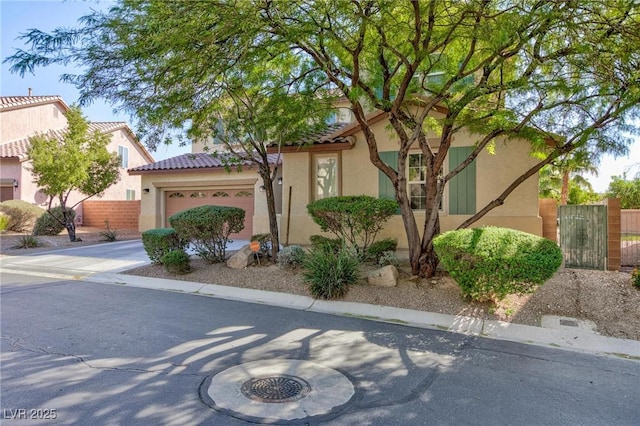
<box><xmin>129</xmin><ymin>152</ymin><xmax>282</xmax><ymax>239</ymax></box>
<box><xmin>131</xmin><ymin>100</ymin><xmax>541</xmax><ymax>248</ymax></box>
<box><xmin>0</xmin><ymin>95</ymin><xmax>154</xmax><ymax>221</ymax></box>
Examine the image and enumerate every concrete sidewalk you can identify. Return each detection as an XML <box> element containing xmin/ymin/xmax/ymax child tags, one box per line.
<box><xmin>2</xmin><ymin>240</ymin><xmax>639</xmax><ymax>360</ymax></box>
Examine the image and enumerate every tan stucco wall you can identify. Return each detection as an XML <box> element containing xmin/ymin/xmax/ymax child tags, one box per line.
<box><xmin>137</xmin><ymin>167</ymin><xmax>267</xmax><ymax>232</ymax></box>
<box><xmin>1</xmin><ymin>103</ymin><xmax>68</xmax><ymax>142</ymax></box>
<box><xmin>280</xmin><ymin>120</ymin><xmax>541</xmax><ymax>249</ymax></box>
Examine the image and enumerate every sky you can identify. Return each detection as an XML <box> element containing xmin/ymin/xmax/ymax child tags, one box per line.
<box><xmin>1</xmin><ymin>0</ymin><xmax>638</xmax><ymax>189</ymax></box>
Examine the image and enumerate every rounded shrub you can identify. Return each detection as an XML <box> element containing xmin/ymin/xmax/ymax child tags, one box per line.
<box><xmin>309</xmin><ymin>234</ymin><xmax>343</xmax><ymax>253</ymax></box>
<box><xmin>142</xmin><ymin>228</ymin><xmax>186</xmax><ymax>264</ymax></box>
<box><xmin>307</xmin><ymin>195</ymin><xmax>397</xmax><ymax>254</ymax></box>
<box><xmin>33</xmin><ymin>207</ymin><xmax>75</xmax><ymax>236</ymax></box>
<box><xmin>161</xmin><ymin>250</ymin><xmax>191</xmax><ymax>274</ymax></box>
<box><xmin>433</xmin><ymin>227</ymin><xmax>563</xmax><ymax>301</ymax></box>
<box><xmin>169</xmin><ymin>205</ymin><xmax>245</xmax><ymax>263</ymax></box>
<box><xmin>303</xmin><ymin>245</ymin><xmax>360</xmax><ymax>300</ymax></box>
<box><xmin>0</xmin><ymin>200</ymin><xmax>45</xmax><ymax>232</ymax></box>
<box><xmin>0</xmin><ymin>212</ymin><xmax>9</xmax><ymax>232</ymax></box>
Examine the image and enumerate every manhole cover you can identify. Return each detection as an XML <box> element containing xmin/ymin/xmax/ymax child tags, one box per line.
<box><xmin>241</xmin><ymin>375</ymin><xmax>311</xmax><ymax>403</ymax></box>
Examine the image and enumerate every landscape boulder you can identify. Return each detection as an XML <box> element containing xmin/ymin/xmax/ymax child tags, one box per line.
<box><xmin>368</xmin><ymin>265</ymin><xmax>399</xmax><ymax>287</ymax></box>
<box><xmin>226</xmin><ymin>244</ymin><xmax>255</xmax><ymax>269</ymax></box>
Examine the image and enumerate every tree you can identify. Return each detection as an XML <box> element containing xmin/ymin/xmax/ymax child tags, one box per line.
<box><xmin>7</xmin><ymin>1</ymin><xmax>331</xmax><ymax>259</ymax></box>
<box><xmin>606</xmin><ymin>175</ymin><xmax>640</xmax><ymax>209</ymax></box>
<box><xmin>539</xmin><ymin>148</ymin><xmax>600</xmax><ymax>205</ymax></box>
<box><xmin>27</xmin><ymin>107</ymin><xmax>120</xmax><ymax>241</ymax></box>
<box><xmin>7</xmin><ymin>1</ymin><xmax>640</xmax><ymax>277</ymax></box>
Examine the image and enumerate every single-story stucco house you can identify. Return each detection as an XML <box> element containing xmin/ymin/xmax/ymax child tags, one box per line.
<box><xmin>0</xmin><ymin>95</ymin><xmax>154</xmax><ymax>221</ymax></box>
<box><xmin>130</xmin><ymin>104</ymin><xmax>541</xmax><ymax>249</ymax></box>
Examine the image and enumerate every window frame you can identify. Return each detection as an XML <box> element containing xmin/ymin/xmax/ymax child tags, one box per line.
<box><xmin>406</xmin><ymin>151</ymin><xmax>445</xmax><ymax>213</ymax></box>
<box><xmin>312</xmin><ymin>152</ymin><xmax>341</xmax><ymax>201</ymax></box>
<box><xmin>118</xmin><ymin>145</ymin><xmax>129</xmax><ymax>169</ymax></box>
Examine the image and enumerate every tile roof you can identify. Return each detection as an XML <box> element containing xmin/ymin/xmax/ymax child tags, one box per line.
<box><xmin>0</xmin><ymin>122</ymin><xmax>153</xmax><ymax>161</ymax></box>
<box><xmin>129</xmin><ymin>152</ymin><xmax>281</xmax><ymax>173</ymax></box>
<box><xmin>0</xmin><ymin>95</ymin><xmax>68</xmax><ymax>111</ymax></box>
<box><xmin>277</xmin><ymin>123</ymin><xmax>352</xmax><ymax>147</ymax></box>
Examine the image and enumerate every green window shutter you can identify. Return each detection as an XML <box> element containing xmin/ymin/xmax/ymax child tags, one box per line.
<box><xmin>378</xmin><ymin>151</ymin><xmax>400</xmax><ymax>214</ymax></box>
<box><xmin>448</xmin><ymin>146</ymin><xmax>476</xmax><ymax>214</ymax></box>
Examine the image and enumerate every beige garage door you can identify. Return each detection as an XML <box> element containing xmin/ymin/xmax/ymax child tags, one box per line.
<box><xmin>165</xmin><ymin>188</ymin><xmax>254</xmax><ymax>239</ymax></box>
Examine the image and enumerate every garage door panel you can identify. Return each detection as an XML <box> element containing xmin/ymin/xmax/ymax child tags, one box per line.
<box><xmin>165</xmin><ymin>188</ymin><xmax>254</xmax><ymax>239</ymax></box>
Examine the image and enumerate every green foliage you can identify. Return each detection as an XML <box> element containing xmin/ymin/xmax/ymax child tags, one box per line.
<box><xmin>307</xmin><ymin>196</ymin><xmax>398</xmax><ymax>254</ymax></box>
<box><xmin>0</xmin><ymin>200</ymin><xmax>45</xmax><ymax>232</ymax></box>
<box><xmin>378</xmin><ymin>251</ymin><xmax>400</xmax><ymax>268</ymax></box>
<box><xmin>161</xmin><ymin>250</ymin><xmax>191</xmax><ymax>274</ymax></box>
<box><xmin>26</xmin><ymin>107</ymin><xmax>120</xmax><ymax>241</ymax></box>
<box><xmin>99</xmin><ymin>220</ymin><xmax>118</xmax><ymax>242</ymax></box>
<box><xmin>606</xmin><ymin>176</ymin><xmax>640</xmax><ymax>209</ymax></box>
<box><xmin>277</xmin><ymin>245</ymin><xmax>306</xmax><ymax>268</ymax></box>
<box><xmin>169</xmin><ymin>205</ymin><xmax>245</xmax><ymax>263</ymax></box>
<box><xmin>309</xmin><ymin>235</ymin><xmax>343</xmax><ymax>253</ymax></box>
<box><xmin>8</xmin><ymin>1</ymin><xmax>640</xmax><ymax>277</ymax></box>
<box><xmin>632</xmin><ymin>268</ymin><xmax>640</xmax><ymax>290</ymax></box>
<box><xmin>13</xmin><ymin>235</ymin><xmax>41</xmax><ymax>249</ymax></box>
<box><xmin>365</xmin><ymin>238</ymin><xmax>398</xmax><ymax>263</ymax></box>
<box><xmin>433</xmin><ymin>227</ymin><xmax>563</xmax><ymax>301</ymax></box>
<box><xmin>0</xmin><ymin>213</ymin><xmax>9</xmax><ymax>232</ymax></box>
<box><xmin>303</xmin><ymin>245</ymin><xmax>360</xmax><ymax>300</ymax></box>
<box><xmin>141</xmin><ymin>228</ymin><xmax>186</xmax><ymax>265</ymax></box>
<box><xmin>33</xmin><ymin>207</ymin><xmax>76</xmax><ymax>236</ymax></box>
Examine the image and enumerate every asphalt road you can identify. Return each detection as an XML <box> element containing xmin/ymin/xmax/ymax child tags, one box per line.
<box><xmin>1</xmin><ymin>272</ymin><xmax>639</xmax><ymax>425</ymax></box>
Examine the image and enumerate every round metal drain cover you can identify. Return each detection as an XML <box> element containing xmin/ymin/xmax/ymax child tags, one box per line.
<box><xmin>241</xmin><ymin>375</ymin><xmax>311</xmax><ymax>403</ymax></box>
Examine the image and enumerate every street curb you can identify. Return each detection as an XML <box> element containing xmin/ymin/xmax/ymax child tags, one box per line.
<box><xmin>86</xmin><ymin>272</ymin><xmax>640</xmax><ymax>360</ymax></box>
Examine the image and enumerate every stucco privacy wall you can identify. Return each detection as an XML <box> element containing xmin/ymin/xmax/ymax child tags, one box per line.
<box><xmin>281</xmin><ymin>118</ymin><xmax>542</xmax><ymax>249</ymax></box>
<box><xmin>137</xmin><ymin>167</ymin><xmax>264</xmax><ymax>232</ymax></box>
<box><xmin>82</xmin><ymin>200</ymin><xmax>141</xmax><ymax>229</ymax></box>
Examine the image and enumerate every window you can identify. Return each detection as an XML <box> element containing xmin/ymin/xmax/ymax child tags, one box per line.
<box><xmin>212</xmin><ymin>191</ymin><xmax>229</xmax><ymax>197</ymax></box>
<box><xmin>314</xmin><ymin>153</ymin><xmax>339</xmax><ymax>200</ymax></box>
<box><xmin>190</xmin><ymin>191</ymin><xmax>207</xmax><ymax>198</ymax></box>
<box><xmin>168</xmin><ymin>192</ymin><xmax>185</xmax><ymax>198</ymax></box>
<box><xmin>126</xmin><ymin>189</ymin><xmax>135</xmax><ymax>200</ymax></box>
<box><xmin>407</xmin><ymin>152</ymin><xmax>443</xmax><ymax>211</ymax></box>
<box><xmin>235</xmin><ymin>191</ymin><xmax>253</xmax><ymax>197</ymax></box>
<box><xmin>118</xmin><ymin>146</ymin><xmax>129</xmax><ymax>168</ymax></box>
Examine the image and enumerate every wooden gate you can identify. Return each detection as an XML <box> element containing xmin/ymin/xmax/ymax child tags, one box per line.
<box><xmin>558</xmin><ymin>205</ymin><xmax>608</xmax><ymax>269</ymax></box>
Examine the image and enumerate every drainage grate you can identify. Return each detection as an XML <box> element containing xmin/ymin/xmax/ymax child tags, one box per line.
<box><xmin>241</xmin><ymin>375</ymin><xmax>311</xmax><ymax>403</ymax></box>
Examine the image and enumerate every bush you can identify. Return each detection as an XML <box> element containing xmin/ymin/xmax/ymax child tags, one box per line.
<box><xmin>161</xmin><ymin>250</ymin><xmax>191</xmax><ymax>274</ymax></box>
<box><xmin>141</xmin><ymin>228</ymin><xmax>186</xmax><ymax>265</ymax></box>
<box><xmin>100</xmin><ymin>220</ymin><xmax>118</xmax><ymax>242</ymax></box>
<box><xmin>632</xmin><ymin>268</ymin><xmax>640</xmax><ymax>289</ymax></box>
<box><xmin>0</xmin><ymin>200</ymin><xmax>45</xmax><ymax>232</ymax></box>
<box><xmin>33</xmin><ymin>207</ymin><xmax>75</xmax><ymax>236</ymax></box>
<box><xmin>307</xmin><ymin>195</ymin><xmax>397</xmax><ymax>254</ymax></box>
<box><xmin>13</xmin><ymin>235</ymin><xmax>40</xmax><ymax>249</ymax></box>
<box><xmin>433</xmin><ymin>227</ymin><xmax>563</xmax><ymax>301</ymax></box>
<box><xmin>366</xmin><ymin>238</ymin><xmax>398</xmax><ymax>263</ymax></box>
<box><xmin>309</xmin><ymin>234</ymin><xmax>343</xmax><ymax>253</ymax></box>
<box><xmin>303</xmin><ymin>245</ymin><xmax>360</xmax><ymax>300</ymax></box>
<box><xmin>169</xmin><ymin>205</ymin><xmax>245</xmax><ymax>263</ymax></box>
<box><xmin>0</xmin><ymin>212</ymin><xmax>9</xmax><ymax>232</ymax></box>
<box><xmin>378</xmin><ymin>251</ymin><xmax>400</xmax><ymax>267</ymax></box>
<box><xmin>277</xmin><ymin>245</ymin><xmax>306</xmax><ymax>268</ymax></box>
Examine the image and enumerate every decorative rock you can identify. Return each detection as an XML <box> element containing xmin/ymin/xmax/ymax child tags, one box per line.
<box><xmin>226</xmin><ymin>244</ymin><xmax>256</xmax><ymax>269</ymax></box>
<box><xmin>368</xmin><ymin>265</ymin><xmax>399</xmax><ymax>287</ymax></box>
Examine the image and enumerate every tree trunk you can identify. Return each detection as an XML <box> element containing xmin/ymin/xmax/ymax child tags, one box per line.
<box><xmin>560</xmin><ymin>170</ymin><xmax>570</xmax><ymax>205</ymax></box>
<box><xmin>260</xmin><ymin>168</ymin><xmax>280</xmax><ymax>261</ymax></box>
<box><xmin>64</xmin><ymin>214</ymin><xmax>78</xmax><ymax>242</ymax></box>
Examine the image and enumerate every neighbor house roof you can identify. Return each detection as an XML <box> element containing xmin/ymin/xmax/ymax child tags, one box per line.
<box><xmin>0</xmin><ymin>122</ymin><xmax>155</xmax><ymax>163</ymax></box>
<box><xmin>0</xmin><ymin>95</ymin><xmax>69</xmax><ymax>112</ymax></box>
<box><xmin>128</xmin><ymin>152</ymin><xmax>281</xmax><ymax>175</ymax></box>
